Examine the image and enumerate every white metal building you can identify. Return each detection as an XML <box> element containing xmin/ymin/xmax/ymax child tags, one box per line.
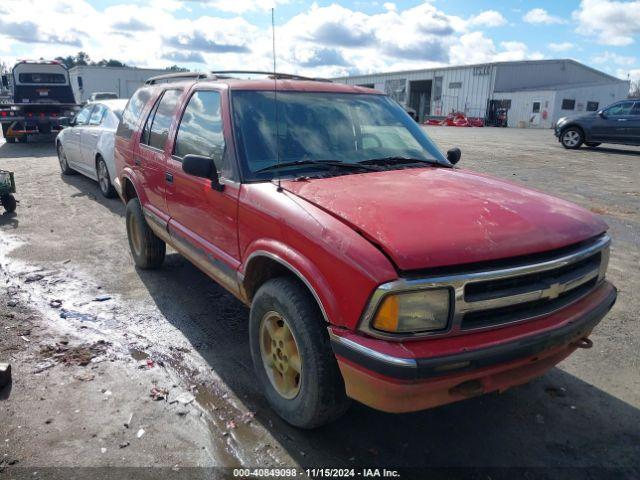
<box><xmin>334</xmin><ymin>59</ymin><xmax>630</xmax><ymax>128</ymax></box>
<box><xmin>68</xmin><ymin>66</ymin><xmax>169</xmax><ymax>103</ymax></box>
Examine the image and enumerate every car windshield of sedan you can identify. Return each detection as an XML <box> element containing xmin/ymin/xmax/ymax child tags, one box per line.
<box><xmin>231</xmin><ymin>91</ymin><xmax>448</xmax><ymax>180</ymax></box>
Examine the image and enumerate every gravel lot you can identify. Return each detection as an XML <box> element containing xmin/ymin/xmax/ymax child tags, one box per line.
<box><xmin>0</xmin><ymin>127</ymin><xmax>638</xmax><ymax>478</ymax></box>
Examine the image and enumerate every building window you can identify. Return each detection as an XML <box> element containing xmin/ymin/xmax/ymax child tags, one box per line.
<box><xmin>384</xmin><ymin>79</ymin><xmax>406</xmax><ymax>103</ymax></box>
<box><xmin>77</xmin><ymin>76</ymin><xmax>83</xmax><ymax>90</ymax></box>
<box><xmin>586</xmin><ymin>101</ymin><xmax>599</xmax><ymax>112</ymax></box>
<box><xmin>532</xmin><ymin>102</ymin><xmax>541</xmax><ymax>113</ymax></box>
<box><xmin>433</xmin><ymin>76</ymin><xmax>443</xmax><ymax>101</ymax></box>
<box><xmin>449</xmin><ymin>81</ymin><xmax>462</xmax><ymax>89</ymax></box>
<box><xmin>561</xmin><ymin>99</ymin><xmax>575</xmax><ymax>110</ymax></box>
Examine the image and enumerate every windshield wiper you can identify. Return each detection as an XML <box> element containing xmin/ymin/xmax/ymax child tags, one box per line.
<box><xmin>357</xmin><ymin>156</ymin><xmax>439</xmax><ymax>167</ymax></box>
<box><xmin>256</xmin><ymin>159</ymin><xmax>379</xmax><ymax>173</ymax></box>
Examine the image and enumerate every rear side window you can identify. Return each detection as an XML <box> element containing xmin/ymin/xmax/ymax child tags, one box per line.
<box><xmin>174</xmin><ymin>91</ymin><xmax>226</xmax><ymax>171</ymax></box>
<box><xmin>75</xmin><ymin>105</ymin><xmax>94</xmax><ymax>125</ymax></box>
<box><xmin>116</xmin><ymin>87</ymin><xmax>152</xmax><ymax>140</ymax></box>
<box><xmin>630</xmin><ymin>102</ymin><xmax>640</xmax><ymax>115</ymax></box>
<box><xmin>89</xmin><ymin>104</ymin><xmax>107</xmax><ymax>125</ymax></box>
<box><xmin>148</xmin><ymin>89</ymin><xmax>182</xmax><ymax>150</ymax></box>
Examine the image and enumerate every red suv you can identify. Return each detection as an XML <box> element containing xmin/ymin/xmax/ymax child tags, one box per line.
<box><xmin>114</xmin><ymin>72</ymin><xmax>616</xmax><ymax>428</ymax></box>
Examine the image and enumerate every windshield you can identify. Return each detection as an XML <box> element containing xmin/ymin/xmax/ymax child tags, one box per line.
<box><xmin>231</xmin><ymin>91</ymin><xmax>448</xmax><ymax>181</ymax></box>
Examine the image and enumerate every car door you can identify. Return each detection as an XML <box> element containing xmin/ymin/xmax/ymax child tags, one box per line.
<box><xmin>165</xmin><ymin>88</ymin><xmax>241</xmax><ymax>288</ymax></box>
<box><xmin>628</xmin><ymin>101</ymin><xmax>640</xmax><ymax>144</ymax></box>
<box><xmin>80</xmin><ymin>103</ymin><xmax>108</xmax><ymax>176</ymax></box>
<box><xmin>135</xmin><ymin>88</ymin><xmax>182</xmax><ymax>221</ymax></box>
<box><xmin>592</xmin><ymin>101</ymin><xmax>634</xmax><ymax>143</ymax></box>
<box><xmin>65</xmin><ymin>105</ymin><xmax>93</xmax><ymax>166</ymax></box>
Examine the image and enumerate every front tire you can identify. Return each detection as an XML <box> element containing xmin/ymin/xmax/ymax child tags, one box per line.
<box><xmin>96</xmin><ymin>156</ymin><xmax>116</xmax><ymax>198</ymax></box>
<box><xmin>249</xmin><ymin>277</ymin><xmax>350</xmax><ymax>428</ymax></box>
<box><xmin>1</xmin><ymin>194</ymin><xmax>16</xmax><ymax>213</ymax></box>
<box><xmin>561</xmin><ymin>127</ymin><xmax>584</xmax><ymax>149</ymax></box>
<box><xmin>125</xmin><ymin>198</ymin><xmax>165</xmax><ymax>269</ymax></box>
<box><xmin>57</xmin><ymin>143</ymin><xmax>75</xmax><ymax>175</ymax></box>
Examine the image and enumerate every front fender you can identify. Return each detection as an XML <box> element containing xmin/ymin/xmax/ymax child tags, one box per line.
<box><xmin>240</xmin><ymin>239</ymin><xmax>337</xmax><ymax>324</ymax></box>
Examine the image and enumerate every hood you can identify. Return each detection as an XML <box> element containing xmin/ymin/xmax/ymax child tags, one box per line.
<box><xmin>558</xmin><ymin>112</ymin><xmax>597</xmax><ymax>124</ymax></box>
<box><xmin>283</xmin><ymin>167</ymin><xmax>607</xmax><ymax>271</ymax></box>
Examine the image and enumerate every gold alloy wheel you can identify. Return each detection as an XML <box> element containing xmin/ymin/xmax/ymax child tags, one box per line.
<box><xmin>127</xmin><ymin>213</ymin><xmax>142</xmax><ymax>257</ymax></box>
<box><xmin>259</xmin><ymin>311</ymin><xmax>302</xmax><ymax>400</ymax></box>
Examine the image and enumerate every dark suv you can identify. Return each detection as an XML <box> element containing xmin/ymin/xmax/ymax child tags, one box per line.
<box><xmin>555</xmin><ymin>99</ymin><xmax>640</xmax><ymax>149</ymax></box>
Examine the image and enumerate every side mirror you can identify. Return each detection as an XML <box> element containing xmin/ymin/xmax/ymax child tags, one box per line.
<box><xmin>446</xmin><ymin>147</ymin><xmax>461</xmax><ymax>165</ymax></box>
<box><xmin>182</xmin><ymin>154</ymin><xmax>224</xmax><ymax>192</ymax></box>
<box><xmin>598</xmin><ymin>110</ymin><xmax>606</xmax><ymax>118</ymax></box>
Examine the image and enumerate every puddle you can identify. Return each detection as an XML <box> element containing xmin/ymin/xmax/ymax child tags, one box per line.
<box><xmin>129</xmin><ymin>348</ymin><xmax>149</xmax><ymax>361</ymax></box>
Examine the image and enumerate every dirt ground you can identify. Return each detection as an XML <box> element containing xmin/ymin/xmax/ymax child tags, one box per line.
<box><xmin>0</xmin><ymin>127</ymin><xmax>638</xmax><ymax>479</ymax></box>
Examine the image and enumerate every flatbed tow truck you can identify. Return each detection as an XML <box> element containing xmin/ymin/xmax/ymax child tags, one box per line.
<box><xmin>0</xmin><ymin>60</ymin><xmax>80</xmax><ymax>143</ymax></box>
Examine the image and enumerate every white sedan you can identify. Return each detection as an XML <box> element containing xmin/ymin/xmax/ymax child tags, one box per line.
<box><xmin>55</xmin><ymin>99</ymin><xmax>128</xmax><ymax>198</ymax></box>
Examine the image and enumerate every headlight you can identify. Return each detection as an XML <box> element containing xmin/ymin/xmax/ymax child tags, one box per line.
<box><xmin>557</xmin><ymin>117</ymin><xmax>567</xmax><ymax>126</ymax></box>
<box><xmin>371</xmin><ymin>288</ymin><xmax>450</xmax><ymax>334</ymax></box>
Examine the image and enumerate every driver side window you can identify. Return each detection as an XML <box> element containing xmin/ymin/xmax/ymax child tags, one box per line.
<box><xmin>604</xmin><ymin>102</ymin><xmax>633</xmax><ymax>116</ymax></box>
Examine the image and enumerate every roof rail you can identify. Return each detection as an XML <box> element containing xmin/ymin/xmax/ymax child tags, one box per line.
<box><xmin>145</xmin><ymin>72</ymin><xmax>217</xmax><ymax>85</ymax></box>
<box><xmin>210</xmin><ymin>70</ymin><xmax>332</xmax><ymax>83</ymax></box>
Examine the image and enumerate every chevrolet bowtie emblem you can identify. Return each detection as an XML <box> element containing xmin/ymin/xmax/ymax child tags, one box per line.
<box><xmin>545</xmin><ymin>282</ymin><xmax>563</xmax><ymax>300</ymax></box>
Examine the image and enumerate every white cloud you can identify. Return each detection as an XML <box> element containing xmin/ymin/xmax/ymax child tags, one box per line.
<box><xmin>573</xmin><ymin>0</ymin><xmax>640</xmax><ymax>46</ymax></box>
<box><xmin>523</xmin><ymin>8</ymin><xmax>566</xmax><ymax>25</ymax></box>
<box><xmin>383</xmin><ymin>2</ymin><xmax>396</xmax><ymax>12</ymax></box>
<box><xmin>467</xmin><ymin>10</ymin><xmax>507</xmax><ymax>28</ymax></box>
<box><xmin>593</xmin><ymin>51</ymin><xmax>637</xmax><ymax>66</ymax></box>
<box><xmin>209</xmin><ymin>0</ymin><xmax>289</xmax><ymax>14</ymax></box>
<box><xmin>548</xmin><ymin>42</ymin><xmax>574</xmax><ymax>52</ymax></box>
<box><xmin>0</xmin><ymin>0</ymin><xmax>562</xmax><ymax>78</ymax></box>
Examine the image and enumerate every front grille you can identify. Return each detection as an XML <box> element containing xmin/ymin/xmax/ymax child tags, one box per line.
<box><xmin>459</xmin><ymin>243</ymin><xmax>605</xmax><ymax>330</ymax></box>
<box><xmin>359</xmin><ymin>234</ymin><xmax>610</xmax><ymax>340</ymax></box>
<box><xmin>462</xmin><ymin>277</ymin><xmax>598</xmax><ymax>329</ymax></box>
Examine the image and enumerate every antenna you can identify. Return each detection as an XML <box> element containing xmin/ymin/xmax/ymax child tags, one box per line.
<box><xmin>272</xmin><ymin>7</ymin><xmax>282</xmax><ymax>192</ymax></box>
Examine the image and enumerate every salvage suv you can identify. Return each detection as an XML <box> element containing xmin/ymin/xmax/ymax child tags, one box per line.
<box><xmin>114</xmin><ymin>71</ymin><xmax>617</xmax><ymax>428</ymax></box>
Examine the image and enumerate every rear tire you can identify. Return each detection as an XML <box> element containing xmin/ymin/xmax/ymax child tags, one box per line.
<box><xmin>125</xmin><ymin>198</ymin><xmax>165</xmax><ymax>269</ymax></box>
<box><xmin>1</xmin><ymin>194</ymin><xmax>16</xmax><ymax>213</ymax></box>
<box><xmin>96</xmin><ymin>156</ymin><xmax>116</xmax><ymax>198</ymax></box>
<box><xmin>249</xmin><ymin>277</ymin><xmax>350</xmax><ymax>428</ymax></box>
<box><xmin>585</xmin><ymin>142</ymin><xmax>601</xmax><ymax>148</ymax></box>
<box><xmin>57</xmin><ymin>143</ymin><xmax>75</xmax><ymax>175</ymax></box>
<box><xmin>561</xmin><ymin>127</ymin><xmax>584</xmax><ymax>149</ymax></box>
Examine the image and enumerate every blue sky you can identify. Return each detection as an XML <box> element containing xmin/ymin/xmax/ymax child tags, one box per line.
<box><xmin>0</xmin><ymin>0</ymin><xmax>638</xmax><ymax>82</ymax></box>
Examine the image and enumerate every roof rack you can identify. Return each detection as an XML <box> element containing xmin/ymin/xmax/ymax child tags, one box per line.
<box><xmin>210</xmin><ymin>71</ymin><xmax>332</xmax><ymax>83</ymax></box>
<box><xmin>145</xmin><ymin>72</ymin><xmax>218</xmax><ymax>85</ymax></box>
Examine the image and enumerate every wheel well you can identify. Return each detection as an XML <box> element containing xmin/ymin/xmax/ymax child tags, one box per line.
<box><xmin>561</xmin><ymin>124</ymin><xmax>585</xmax><ymax>137</ymax></box>
<box><xmin>242</xmin><ymin>256</ymin><xmax>327</xmax><ymax>321</ymax></box>
<box><xmin>95</xmin><ymin>153</ymin><xmax>103</xmax><ymax>169</ymax></box>
<box><xmin>122</xmin><ymin>177</ymin><xmax>138</xmax><ymax>203</ymax></box>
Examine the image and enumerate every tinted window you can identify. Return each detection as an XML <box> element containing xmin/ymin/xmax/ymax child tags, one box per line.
<box><xmin>75</xmin><ymin>106</ymin><xmax>94</xmax><ymax>125</ymax></box>
<box><xmin>116</xmin><ymin>87</ymin><xmax>152</xmax><ymax>140</ymax></box>
<box><xmin>18</xmin><ymin>73</ymin><xmax>66</xmax><ymax>84</ymax></box>
<box><xmin>631</xmin><ymin>102</ymin><xmax>640</xmax><ymax>115</ymax></box>
<box><xmin>586</xmin><ymin>101</ymin><xmax>599</xmax><ymax>112</ymax></box>
<box><xmin>604</xmin><ymin>102</ymin><xmax>634</xmax><ymax>116</ymax></box>
<box><xmin>89</xmin><ymin>104</ymin><xmax>107</xmax><ymax>125</ymax></box>
<box><xmin>174</xmin><ymin>91</ymin><xmax>225</xmax><ymax>170</ymax></box>
<box><xmin>561</xmin><ymin>99</ymin><xmax>575</xmax><ymax>110</ymax></box>
<box><xmin>148</xmin><ymin>89</ymin><xmax>181</xmax><ymax>150</ymax></box>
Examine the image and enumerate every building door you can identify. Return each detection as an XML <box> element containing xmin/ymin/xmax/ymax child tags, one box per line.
<box><xmin>408</xmin><ymin>80</ymin><xmax>431</xmax><ymax>122</ymax></box>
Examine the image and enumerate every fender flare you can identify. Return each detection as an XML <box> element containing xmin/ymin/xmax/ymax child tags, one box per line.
<box><xmin>240</xmin><ymin>240</ymin><xmax>338</xmax><ymax>325</ymax></box>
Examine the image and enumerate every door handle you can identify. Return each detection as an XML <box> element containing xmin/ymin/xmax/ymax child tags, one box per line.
<box><xmin>134</xmin><ymin>157</ymin><xmax>141</xmax><ymax>166</ymax></box>
<box><xmin>617</xmin><ymin>118</ymin><xmax>627</xmax><ymax>122</ymax></box>
<box><xmin>165</xmin><ymin>172</ymin><xmax>174</xmax><ymax>184</ymax></box>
